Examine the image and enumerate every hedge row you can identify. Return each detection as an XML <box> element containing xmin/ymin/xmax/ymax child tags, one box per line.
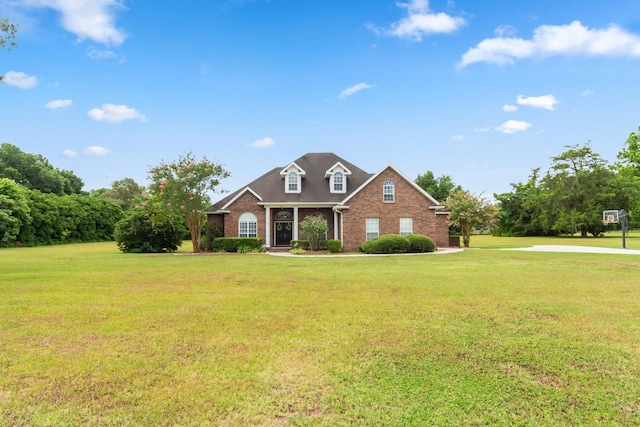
<box><xmin>359</xmin><ymin>234</ymin><xmax>435</xmax><ymax>254</ymax></box>
<box><xmin>212</xmin><ymin>237</ymin><xmax>264</xmax><ymax>252</ymax></box>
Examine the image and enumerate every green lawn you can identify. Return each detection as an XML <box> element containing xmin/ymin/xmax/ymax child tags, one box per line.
<box><xmin>1</xmin><ymin>237</ymin><xmax>639</xmax><ymax>425</ymax></box>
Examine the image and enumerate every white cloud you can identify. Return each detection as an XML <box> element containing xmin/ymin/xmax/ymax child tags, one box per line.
<box><xmin>3</xmin><ymin>71</ymin><xmax>37</xmax><ymax>89</ymax></box>
<box><xmin>86</xmin><ymin>46</ymin><xmax>118</xmax><ymax>60</ymax></box>
<box><xmin>459</xmin><ymin>21</ymin><xmax>640</xmax><ymax>67</ymax></box>
<box><xmin>22</xmin><ymin>0</ymin><xmax>127</xmax><ymax>46</ymax></box>
<box><xmin>250</xmin><ymin>137</ymin><xmax>275</xmax><ymax>149</ymax></box>
<box><xmin>87</xmin><ymin>103</ymin><xmax>147</xmax><ymax>123</ymax></box>
<box><xmin>496</xmin><ymin>120</ymin><xmax>532</xmax><ymax>134</ymax></box>
<box><xmin>63</xmin><ymin>149</ymin><xmax>77</xmax><ymax>157</ymax></box>
<box><xmin>582</xmin><ymin>89</ymin><xmax>594</xmax><ymax>96</ymax></box>
<box><xmin>339</xmin><ymin>82</ymin><xmax>373</xmax><ymax>99</ymax></box>
<box><xmin>517</xmin><ymin>94</ymin><xmax>559</xmax><ymax>110</ymax></box>
<box><xmin>503</xmin><ymin>104</ymin><xmax>518</xmax><ymax>112</ymax></box>
<box><xmin>84</xmin><ymin>146</ymin><xmax>110</xmax><ymax>156</ymax></box>
<box><xmin>494</xmin><ymin>25</ymin><xmax>516</xmax><ymax>37</ymax></box>
<box><xmin>474</xmin><ymin>126</ymin><xmax>491</xmax><ymax>133</ymax></box>
<box><xmin>44</xmin><ymin>99</ymin><xmax>72</xmax><ymax>109</ymax></box>
<box><xmin>369</xmin><ymin>0</ymin><xmax>466</xmax><ymax>41</ymax></box>
<box><xmin>451</xmin><ymin>134</ymin><xmax>464</xmax><ymax>141</ymax></box>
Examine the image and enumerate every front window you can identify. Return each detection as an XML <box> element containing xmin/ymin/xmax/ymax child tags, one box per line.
<box><xmin>366</xmin><ymin>218</ymin><xmax>379</xmax><ymax>241</ymax></box>
<box><xmin>400</xmin><ymin>218</ymin><xmax>413</xmax><ymax>236</ymax></box>
<box><xmin>238</xmin><ymin>212</ymin><xmax>257</xmax><ymax>237</ymax></box>
<box><xmin>383</xmin><ymin>180</ymin><xmax>395</xmax><ymax>202</ymax></box>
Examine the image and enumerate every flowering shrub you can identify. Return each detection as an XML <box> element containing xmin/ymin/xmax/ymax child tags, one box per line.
<box><xmin>148</xmin><ymin>152</ymin><xmax>230</xmax><ymax>252</ymax></box>
<box><xmin>446</xmin><ymin>190</ymin><xmax>498</xmax><ymax>248</ymax></box>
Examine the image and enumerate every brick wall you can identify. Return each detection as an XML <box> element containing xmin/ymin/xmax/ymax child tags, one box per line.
<box><xmin>222</xmin><ymin>191</ymin><xmax>265</xmax><ymax>240</ymax></box>
<box><xmin>341</xmin><ymin>168</ymin><xmax>449</xmax><ymax>251</ymax></box>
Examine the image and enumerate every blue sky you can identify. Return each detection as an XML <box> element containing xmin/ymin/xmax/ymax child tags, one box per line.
<box><xmin>2</xmin><ymin>0</ymin><xmax>640</xmax><ymax>200</ymax></box>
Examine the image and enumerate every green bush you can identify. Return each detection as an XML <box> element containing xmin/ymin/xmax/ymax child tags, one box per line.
<box><xmin>360</xmin><ymin>234</ymin><xmax>410</xmax><ymax>254</ymax></box>
<box><xmin>114</xmin><ymin>209</ymin><xmax>184</xmax><ymax>253</ymax></box>
<box><xmin>212</xmin><ymin>237</ymin><xmax>263</xmax><ymax>252</ymax></box>
<box><xmin>327</xmin><ymin>239</ymin><xmax>341</xmax><ymax>253</ymax></box>
<box><xmin>290</xmin><ymin>240</ymin><xmax>310</xmax><ymax>250</ymax></box>
<box><xmin>406</xmin><ymin>234</ymin><xmax>436</xmax><ymax>253</ymax></box>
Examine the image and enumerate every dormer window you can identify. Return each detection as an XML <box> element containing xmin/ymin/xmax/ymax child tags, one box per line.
<box><xmin>288</xmin><ymin>171</ymin><xmax>299</xmax><ymax>192</ymax></box>
<box><xmin>325</xmin><ymin>162</ymin><xmax>351</xmax><ymax>194</ymax></box>
<box><xmin>333</xmin><ymin>171</ymin><xmax>343</xmax><ymax>192</ymax></box>
<box><xmin>280</xmin><ymin>162</ymin><xmax>305</xmax><ymax>194</ymax></box>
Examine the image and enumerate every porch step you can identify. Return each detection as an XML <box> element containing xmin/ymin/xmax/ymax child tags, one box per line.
<box><xmin>268</xmin><ymin>246</ymin><xmax>291</xmax><ymax>253</ymax></box>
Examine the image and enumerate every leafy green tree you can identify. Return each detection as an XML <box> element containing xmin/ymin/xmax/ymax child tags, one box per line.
<box><xmin>102</xmin><ymin>177</ymin><xmax>145</xmax><ymax>210</ymax></box>
<box><xmin>0</xmin><ymin>143</ymin><xmax>84</xmax><ymax>195</ymax></box>
<box><xmin>114</xmin><ymin>198</ymin><xmax>184</xmax><ymax>253</ymax></box>
<box><xmin>537</xmin><ymin>144</ymin><xmax>628</xmax><ymax>237</ymax></box>
<box><xmin>493</xmin><ymin>169</ymin><xmax>546</xmax><ymax>237</ymax></box>
<box><xmin>615</xmin><ymin>126</ymin><xmax>640</xmax><ymax>228</ymax></box>
<box><xmin>148</xmin><ymin>152</ymin><xmax>230</xmax><ymax>252</ymax></box>
<box><xmin>1</xmin><ymin>16</ymin><xmax>18</xmax><ymax>83</ymax></box>
<box><xmin>415</xmin><ymin>171</ymin><xmax>461</xmax><ymax>202</ymax></box>
<box><xmin>300</xmin><ymin>214</ymin><xmax>329</xmax><ymax>251</ymax></box>
<box><xmin>446</xmin><ymin>190</ymin><xmax>498</xmax><ymax>248</ymax></box>
<box><xmin>0</xmin><ymin>178</ymin><xmax>30</xmax><ymax>246</ymax></box>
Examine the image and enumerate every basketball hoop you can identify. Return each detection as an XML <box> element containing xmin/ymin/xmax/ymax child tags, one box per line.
<box><xmin>602</xmin><ymin>210</ymin><xmax>619</xmax><ymax>225</ymax></box>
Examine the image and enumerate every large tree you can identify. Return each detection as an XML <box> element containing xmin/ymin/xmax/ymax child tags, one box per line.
<box><xmin>446</xmin><ymin>190</ymin><xmax>497</xmax><ymax>248</ymax></box>
<box><xmin>0</xmin><ymin>178</ymin><xmax>30</xmax><ymax>246</ymax></box>
<box><xmin>537</xmin><ymin>144</ymin><xmax>629</xmax><ymax>237</ymax></box>
<box><xmin>415</xmin><ymin>171</ymin><xmax>461</xmax><ymax>203</ymax></box>
<box><xmin>148</xmin><ymin>152</ymin><xmax>230</xmax><ymax>252</ymax></box>
<box><xmin>102</xmin><ymin>177</ymin><xmax>145</xmax><ymax>210</ymax></box>
<box><xmin>0</xmin><ymin>143</ymin><xmax>84</xmax><ymax>195</ymax></box>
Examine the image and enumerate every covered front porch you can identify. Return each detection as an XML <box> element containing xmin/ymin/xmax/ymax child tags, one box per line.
<box><xmin>260</xmin><ymin>203</ymin><xmax>343</xmax><ymax>248</ymax></box>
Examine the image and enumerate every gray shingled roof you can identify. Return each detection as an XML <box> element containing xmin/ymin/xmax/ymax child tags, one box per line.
<box><xmin>209</xmin><ymin>153</ymin><xmax>373</xmax><ymax>211</ymax></box>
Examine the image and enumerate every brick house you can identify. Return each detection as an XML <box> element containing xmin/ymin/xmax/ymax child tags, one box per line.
<box><xmin>206</xmin><ymin>153</ymin><xmax>450</xmax><ymax>251</ymax></box>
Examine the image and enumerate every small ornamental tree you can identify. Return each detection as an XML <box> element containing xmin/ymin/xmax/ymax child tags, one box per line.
<box><xmin>148</xmin><ymin>152</ymin><xmax>230</xmax><ymax>253</ymax></box>
<box><xmin>446</xmin><ymin>190</ymin><xmax>498</xmax><ymax>248</ymax></box>
<box><xmin>300</xmin><ymin>214</ymin><xmax>328</xmax><ymax>251</ymax></box>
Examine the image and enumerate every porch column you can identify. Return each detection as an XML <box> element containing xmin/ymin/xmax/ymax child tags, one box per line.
<box><xmin>293</xmin><ymin>206</ymin><xmax>299</xmax><ymax>240</ymax></box>
<box><xmin>333</xmin><ymin>210</ymin><xmax>339</xmax><ymax>240</ymax></box>
<box><xmin>265</xmin><ymin>206</ymin><xmax>271</xmax><ymax>247</ymax></box>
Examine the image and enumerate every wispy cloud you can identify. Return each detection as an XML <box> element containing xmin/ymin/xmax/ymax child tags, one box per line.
<box><xmin>496</xmin><ymin>120</ymin><xmax>532</xmax><ymax>134</ymax></box>
<box><xmin>44</xmin><ymin>99</ymin><xmax>72</xmax><ymax>109</ymax></box>
<box><xmin>84</xmin><ymin>146</ymin><xmax>110</xmax><ymax>156</ymax></box>
<box><xmin>22</xmin><ymin>0</ymin><xmax>127</xmax><ymax>46</ymax></box>
<box><xmin>503</xmin><ymin>104</ymin><xmax>518</xmax><ymax>112</ymax></box>
<box><xmin>339</xmin><ymin>82</ymin><xmax>373</xmax><ymax>99</ymax></box>
<box><xmin>63</xmin><ymin>149</ymin><xmax>77</xmax><ymax>157</ymax></box>
<box><xmin>582</xmin><ymin>89</ymin><xmax>594</xmax><ymax>96</ymax></box>
<box><xmin>517</xmin><ymin>94</ymin><xmax>559</xmax><ymax>110</ymax></box>
<box><xmin>474</xmin><ymin>127</ymin><xmax>491</xmax><ymax>133</ymax></box>
<box><xmin>250</xmin><ymin>137</ymin><xmax>275</xmax><ymax>149</ymax></box>
<box><xmin>451</xmin><ymin>134</ymin><xmax>464</xmax><ymax>141</ymax></box>
<box><xmin>87</xmin><ymin>103</ymin><xmax>147</xmax><ymax>123</ymax></box>
<box><xmin>459</xmin><ymin>21</ymin><xmax>640</xmax><ymax>67</ymax></box>
<box><xmin>369</xmin><ymin>0</ymin><xmax>466</xmax><ymax>41</ymax></box>
<box><xmin>2</xmin><ymin>71</ymin><xmax>37</xmax><ymax>89</ymax></box>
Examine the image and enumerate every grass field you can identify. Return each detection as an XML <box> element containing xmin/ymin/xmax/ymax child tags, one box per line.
<box><xmin>1</xmin><ymin>234</ymin><xmax>639</xmax><ymax>425</ymax></box>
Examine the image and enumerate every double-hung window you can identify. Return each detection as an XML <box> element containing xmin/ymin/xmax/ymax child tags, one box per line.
<box><xmin>383</xmin><ymin>180</ymin><xmax>395</xmax><ymax>202</ymax></box>
<box><xmin>399</xmin><ymin>218</ymin><xmax>413</xmax><ymax>236</ymax></box>
<box><xmin>365</xmin><ymin>218</ymin><xmax>379</xmax><ymax>241</ymax></box>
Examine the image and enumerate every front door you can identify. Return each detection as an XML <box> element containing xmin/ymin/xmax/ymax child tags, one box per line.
<box><xmin>275</xmin><ymin>221</ymin><xmax>293</xmax><ymax>246</ymax></box>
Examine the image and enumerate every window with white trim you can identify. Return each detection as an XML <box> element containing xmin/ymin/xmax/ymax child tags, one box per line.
<box><xmin>383</xmin><ymin>180</ymin><xmax>395</xmax><ymax>202</ymax></box>
<box><xmin>287</xmin><ymin>171</ymin><xmax>299</xmax><ymax>192</ymax></box>
<box><xmin>366</xmin><ymin>218</ymin><xmax>379</xmax><ymax>241</ymax></box>
<box><xmin>399</xmin><ymin>218</ymin><xmax>413</xmax><ymax>236</ymax></box>
<box><xmin>333</xmin><ymin>171</ymin><xmax>343</xmax><ymax>192</ymax></box>
<box><xmin>238</xmin><ymin>212</ymin><xmax>258</xmax><ymax>237</ymax></box>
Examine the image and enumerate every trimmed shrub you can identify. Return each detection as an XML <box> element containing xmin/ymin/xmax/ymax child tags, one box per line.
<box><xmin>290</xmin><ymin>240</ymin><xmax>310</xmax><ymax>250</ymax></box>
<box><xmin>114</xmin><ymin>209</ymin><xmax>184</xmax><ymax>253</ymax></box>
<box><xmin>360</xmin><ymin>234</ymin><xmax>410</xmax><ymax>254</ymax></box>
<box><xmin>212</xmin><ymin>237</ymin><xmax>263</xmax><ymax>252</ymax></box>
<box><xmin>327</xmin><ymin>239</ymin><xmax>341</xmax><ymax>253</ymax></box>
<box><xmin>406</xmin><ymin>234</ymin><xmax>436</xmax><ymax>253</ymax></box>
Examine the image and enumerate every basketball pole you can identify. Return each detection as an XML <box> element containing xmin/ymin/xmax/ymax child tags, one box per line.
<box><xmin>619</xmin><ymin>209</ymin><xmax>627</xmax><ymax>249</ymax></box>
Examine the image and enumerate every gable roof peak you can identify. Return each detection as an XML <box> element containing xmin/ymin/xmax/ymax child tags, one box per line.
<box><xmin>280</xmin><ymin>161</ymin><xmax>306</xmax><ymax>176</ymax></box>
